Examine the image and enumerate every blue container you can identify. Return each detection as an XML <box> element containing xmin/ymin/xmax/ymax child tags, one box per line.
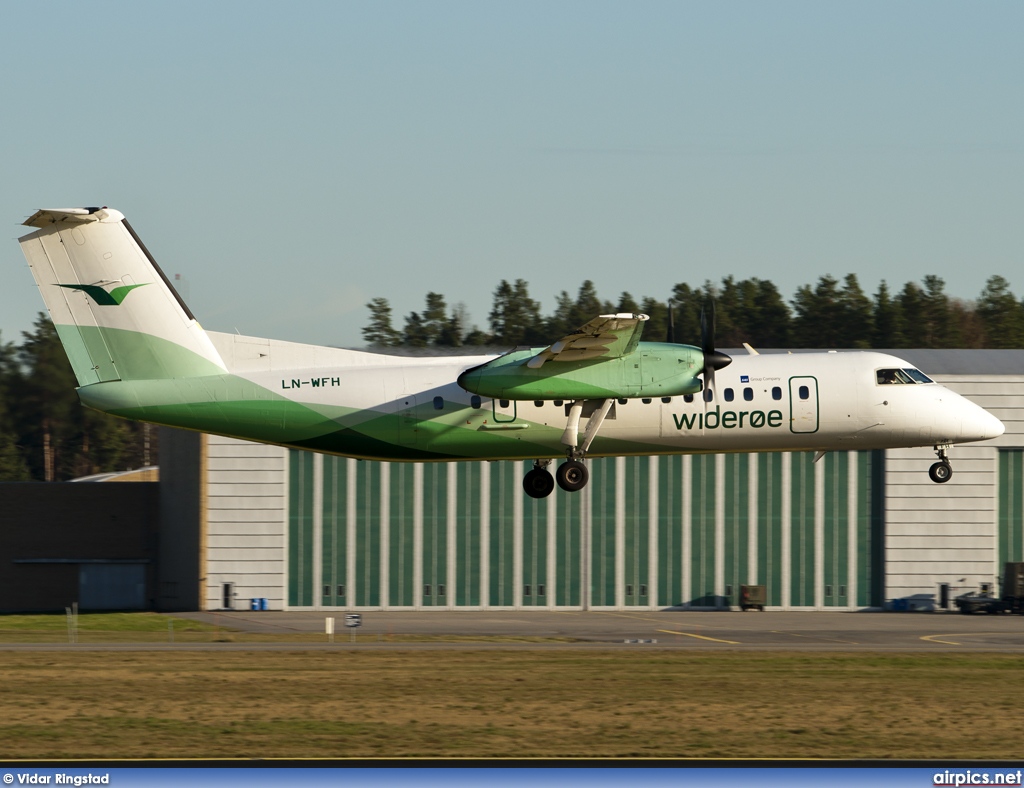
<box><xmin>250</xmin><ymin>598</ymin><xmax>260</xmax><ymax>611</ymax></box>
<box><xmin>891</xmin><ymin>598</ymin><xmax>908</xmax><ymax>612</ymax></box>
<box><xmin>259</xmin><ymin>598</ymin><xmax>269</xmax><ymax>611</ymax></box>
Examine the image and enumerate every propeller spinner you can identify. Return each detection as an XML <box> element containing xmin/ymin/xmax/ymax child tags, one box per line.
<box><xmin>700</xmin><ymin>300</ymin><xmax>732</xmax><ymax>400</ymax></box>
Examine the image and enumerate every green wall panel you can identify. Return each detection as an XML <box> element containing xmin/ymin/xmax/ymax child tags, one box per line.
<box><xmin>389</xmin><ymin>463</ymin><xmax>416</xmax><ymax>606</ymax></box>
<box><xmin>657</xmin><ymin>455</ymin><xmax>684</xmax><ymax>607</ymax></box>
<box><xmin>488</xmin><ymin>462</ymin><xmax>516</xmax><ymax>606</ymax></box>
<box><xmin>722</xmin><ymin>453</ymin><xmax>749</xmax><ymax>606</ymax></box>
<box><xmin>757</xmin><ymin>452</ymin><xmax>784</xmax><ymax>606</ymax></box>
<box><xmin>789</xmin><ymin>452</ymin><xmax>816</xmax><ymax>606</ymax></box>
<box><xmin>455</xmin><ymin>463</ymin><xmax>482</xmax><ymax>606</ymax></box>
<box><xmin>288</xmin><ymin>451</ymin><xmax>314</xmax><ymax>607</ymax></box>
<box><xmin>689</xmin><ymin>454</ymin><xmax>717</xmax><ymax>605</ymax></box>
<box><xmin>421</xmin><ymin>463</ymin><xmax>448</xmax><ymax>605</ymax></box>
<box><xmin>999</xmin><ymin>450</ymin><xmax>1024</xmax><ymax>564</ymax></box>
<box><xmin>590</xmin><ymin>458</ymin><xmax>616</xmax><ymax>606</ymax></box>
<box><xmin>555</xmin><ymin>489</ymin><xmax>582</xmax><ymax>606</ymax></box>
<box><xmin>521</xmin><ymin>467</ymin><xmax>549</xmax><ymax>607</ymax></box>
<box><xmin>822</xmin><ymin>452</ymin><xmax>849</xmax><ymax>607</ymax></box>
<box><xmin>623</xmin><ymin>457</ymin><xmax>650</xmax><ymax>605</ymax></box>
<box><xmin>321</xmin><ymin>456</ymin><xmax>347</xmax><ymax>606</ymax></box>
<box><xmin>354</xmin><ymin>461</ymin><xmax>381</xmax><ymax>606</ymax></box>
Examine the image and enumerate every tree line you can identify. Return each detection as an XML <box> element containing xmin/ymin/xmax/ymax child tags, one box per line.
<box><xmin>363</xmin><ymin>274</ymin><xmax>1024</xmax><ymax>351</ymax></box>
<box><xmin>0</xmin><ymin>315</ymin><xmax>155</xmax><ymax>482</ymax></box>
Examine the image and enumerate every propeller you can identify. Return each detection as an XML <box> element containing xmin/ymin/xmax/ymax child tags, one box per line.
<box><xmin>700</xmin><ymin>299</ymin><xmax>732</xmax><ymax>402</ymax></box>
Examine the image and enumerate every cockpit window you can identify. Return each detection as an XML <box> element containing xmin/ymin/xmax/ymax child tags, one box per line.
<box><xmin>876</xmin><ymin>368</ymin><xmax>934</xmax><ymax>385</ymax></box>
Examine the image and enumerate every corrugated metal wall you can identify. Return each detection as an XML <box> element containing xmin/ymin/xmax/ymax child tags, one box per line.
<box><xmin>286</xmin><ymin>450</ymin><xmax>883</xmax><ymax>610</ymax></box>
<box><xmin>205</xmin><ymin>435</ymin><xmax>288</xmax><ymax>610</ymax></box>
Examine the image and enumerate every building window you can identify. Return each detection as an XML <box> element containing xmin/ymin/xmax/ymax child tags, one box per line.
<box><xmin>524</xmin><ymin>585</ymin><xmax>532</xmax><ymax>597</ymax></box>
<box><xmin>724</xmin><ymin>388</ymin><xmax>734</xmax><ymax>402</ymax></box>
<box><xmin>772</xmin><ymin>386</ymin><xmax>782</xmax><ymax>400</ymax></box>
<box><xmin>839</xmin><ymin>585</ymin><xmax>846</xmax><ymax>597</ymax></box>
<box><xmin>337</xmin><ymin>585</ymin><xmax>345</xmax><ymax>597</ymax></box>
<box><xmin>825</xmin><ymin>585</ymin><xmax>833</xmax><ymax>597</ymax></box>
<box><xmin>433</xmin><ymin>396</ymin><xmax>444</xmax><ymax>410</ymax></box>
<box><xmin>537</xmin><ymin>584</ymin><xmax>546</xmax><ymax>596</ymax></box>
<box><xmin>725</xmin><ymin>584</ymin><xmax>732</xmax><ymax>596</ymax></box>
<box><xmin>626</xmin><ymin>584</ymin><xmax>633</xmax><ymax>596</ymax></box>
<box><xmin>639</xmin><ymin>584</ymin><xmax>647</xmax><ymax>597</ymax></box>
<box><xmin>743</xmin><ymin>387</ymin><xmax>753</xmax><ymax>401</ymax></box>
<box><xmin>424</xmin><ymin>585</ymin><xmax>432</xmax><ymax>597</ymax></box>
<box><xmin>323</xmin><ymin>585</ymin><xmax>331</xmax><ymax>597</ymax></box>
<box><xmin>437</xmin><ymin>584</ymin><xmax>445</xmax><ymax>596</ymax></box>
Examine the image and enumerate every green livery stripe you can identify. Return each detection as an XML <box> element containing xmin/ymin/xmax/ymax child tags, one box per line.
<box><xmin>57</xmin><ymin>325</ymin><xmax>225</xmax><ymax>382</ymax></box>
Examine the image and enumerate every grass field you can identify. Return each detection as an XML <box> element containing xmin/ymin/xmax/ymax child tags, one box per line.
<box><xmin>1</xmin><ymin>646</ymin><xmax>1023</xmax><ymax>759</ymax></box>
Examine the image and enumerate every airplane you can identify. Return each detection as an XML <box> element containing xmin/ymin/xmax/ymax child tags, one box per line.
<box><xmin>17</xmin><ymin>207</ymin><xmax>1005</xmax><ymax>498</ymax></box>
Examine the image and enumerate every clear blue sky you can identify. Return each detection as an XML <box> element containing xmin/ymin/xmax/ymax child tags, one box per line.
<box><xmin>3</xmin><ymin>1</ymin><xmax>1022</xmax><ymax>348</ymax></box>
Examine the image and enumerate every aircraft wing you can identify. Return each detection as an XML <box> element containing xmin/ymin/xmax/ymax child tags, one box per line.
<box><xmin>526</xmin><ymin>313</ymin><xmax>649</xmax><ymax>369</ymax></box>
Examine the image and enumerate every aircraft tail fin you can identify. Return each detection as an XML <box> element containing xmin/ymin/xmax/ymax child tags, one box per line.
<box><xmin>18</xmin><ymin>207</ymin><xmax>227</xmax><ymax>386</ymax></box>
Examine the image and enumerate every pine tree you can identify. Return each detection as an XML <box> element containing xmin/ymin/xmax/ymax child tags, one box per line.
<box><xmin>362</xmin><ymin>298</ymin><xmax>402</xmax><ymax>347</ymax></box>
<box><xmin>976</xmin><ymin>276</ymin><xmax>1024</xmax><ymax>348</ymax></box>
<box><xmin>872</xmin><ymin>281</ymin><xmax>905</xmax><ymax>348</ymax></box>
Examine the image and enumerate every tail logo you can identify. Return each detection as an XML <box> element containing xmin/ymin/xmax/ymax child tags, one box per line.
<box><xmin>56</xmin><ymin>282</ymin><xmax>149</xmax><ymax>306</ymax></box>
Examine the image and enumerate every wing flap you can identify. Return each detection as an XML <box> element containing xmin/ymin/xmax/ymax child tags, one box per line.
<box><xmin>527</xmin><ymin>313</ymin><xmax>648</xmax><ymax>370</ymax></box>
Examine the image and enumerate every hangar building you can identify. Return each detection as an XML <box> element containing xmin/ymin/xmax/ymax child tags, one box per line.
<box><xmin>153</xmin><ymin>349</ymin><xmax>1024</xmax><ymax>613</ymax></box>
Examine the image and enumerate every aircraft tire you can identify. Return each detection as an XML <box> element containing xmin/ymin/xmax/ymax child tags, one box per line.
<box><xmin>523</xmin><ymin>468</ymin><xmax>555</xmax><ymax>499</ymax></box>
<box><xmin>929</xmin><ymin>461</ymin><xmax>953</xmax><ymax>484</ymax></box>
<box><xmin>556</xmin><ymin>460</ymin><xmax>589</xmax><ymax>492</ymax></box>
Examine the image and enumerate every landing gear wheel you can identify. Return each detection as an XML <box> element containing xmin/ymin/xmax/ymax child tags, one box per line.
<box><xmin>523</xmin><ymin>468</ymin><xmax>555</xmax><ymax>499</ymax></box>
<box><xmin>556</xmin><ymin>459</ymin><xmax>589</xmax><ymax>492</ymax></box>
<box><xmin>929</xmin><ymin>461</ymin><xmax>953</xmax><ymax>484</ymax></box>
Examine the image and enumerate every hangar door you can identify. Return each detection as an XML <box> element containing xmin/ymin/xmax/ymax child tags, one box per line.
<box><xmin>79</xmin><ymin>563</ymin><xmax>146</xmax><ymax>610</ymax></box>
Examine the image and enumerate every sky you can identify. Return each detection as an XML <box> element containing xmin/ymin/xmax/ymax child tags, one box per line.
<box><xmin>2</xmin><ymin>1</ymin><xmax>1022</xmax><ymax>349</ymax></box>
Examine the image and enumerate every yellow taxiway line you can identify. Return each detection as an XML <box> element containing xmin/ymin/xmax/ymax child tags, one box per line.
<box><xmin>657</xmin><ymin>629</ymin><xmax>740</xmax><ymax>644</ymax></box>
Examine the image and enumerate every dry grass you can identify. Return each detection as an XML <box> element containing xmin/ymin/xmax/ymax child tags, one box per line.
<box><xmin>0</xmin><ymin>650</ymin><xmax>1022</xmax><ymax>760</ymax></box>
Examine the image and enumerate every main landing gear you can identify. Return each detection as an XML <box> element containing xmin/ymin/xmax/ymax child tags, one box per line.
<box><xmin>929</xmin><ymin>444</ymin><xmax>953</xmax><ymax>484</ymax></box>
<box><xmin>522</xmin><ymin>398</ymin><xmax>612</xmax><ymax>499</ymax></box>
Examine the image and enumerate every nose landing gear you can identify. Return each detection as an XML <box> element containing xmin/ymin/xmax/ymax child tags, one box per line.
<box><xmin>929</xmin><ymin>445</ymin><xmax>953</xmax><ymax>484</ymax></box>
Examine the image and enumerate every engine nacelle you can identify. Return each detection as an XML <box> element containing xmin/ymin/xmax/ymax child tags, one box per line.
<box><xmin>457</xmin><ymin>342</ymin><xmax>705</xmax><ymax>401</ymax></box>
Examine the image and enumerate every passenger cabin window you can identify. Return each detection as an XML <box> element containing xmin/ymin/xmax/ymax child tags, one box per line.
<box><xmin>684</xmin><ymin>394</ymin><xmax>694</xmax><ymax>403</ymax></box>
<box><xmin>433</xmin><ymin>396</ymin><xmax>444</xmax><ymax>410</ymax></box>
<box><xmin>743</xmin><ymin>387</ymin><xmax>754</xmax><ymax>402</ymax></box>
<box><xmin>798</xmin><ymin>385</ymin><xmax>809</xmax><ymax>400</ymax></box>
<box><xmin>703</xmin><ymin>389</ymin><xmax>714</xmax><ymax>403</ymax></box>
<box><xmin>471</xmin><ymin>395</ymin><xmax>482</xmax><ymax>409</ymax></box>
<box><xmin>771</xmin><ymin>386</ymin><xmax>782</xmax><ymax>401</ymax></box>
<box><xmin>724</xmin><ymin>388</ymin><xmax>734</xmax><ymax>402</ymax></box>
<box><xmin>661</xmin><ymin>397</ymin><xmax>672</xmax><ymax>404</ymax></box>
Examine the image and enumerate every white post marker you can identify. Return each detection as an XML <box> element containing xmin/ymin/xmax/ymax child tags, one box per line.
<box><xmin>325</xmin><ymin>616</ymin><xmax>335</xmax><ymax>644</ymax></box>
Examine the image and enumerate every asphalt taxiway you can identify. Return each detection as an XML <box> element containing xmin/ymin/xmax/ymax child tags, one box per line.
<box><xmin>155</xmin><ymin>609</ymin><xmax>1024</xmax><ymax>652</ymax></box>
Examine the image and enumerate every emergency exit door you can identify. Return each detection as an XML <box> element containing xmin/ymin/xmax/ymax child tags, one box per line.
<box><xmin>788</xmin><ymin>376</ymin><xmax>819</xmax><ymax>434</ymax></box>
